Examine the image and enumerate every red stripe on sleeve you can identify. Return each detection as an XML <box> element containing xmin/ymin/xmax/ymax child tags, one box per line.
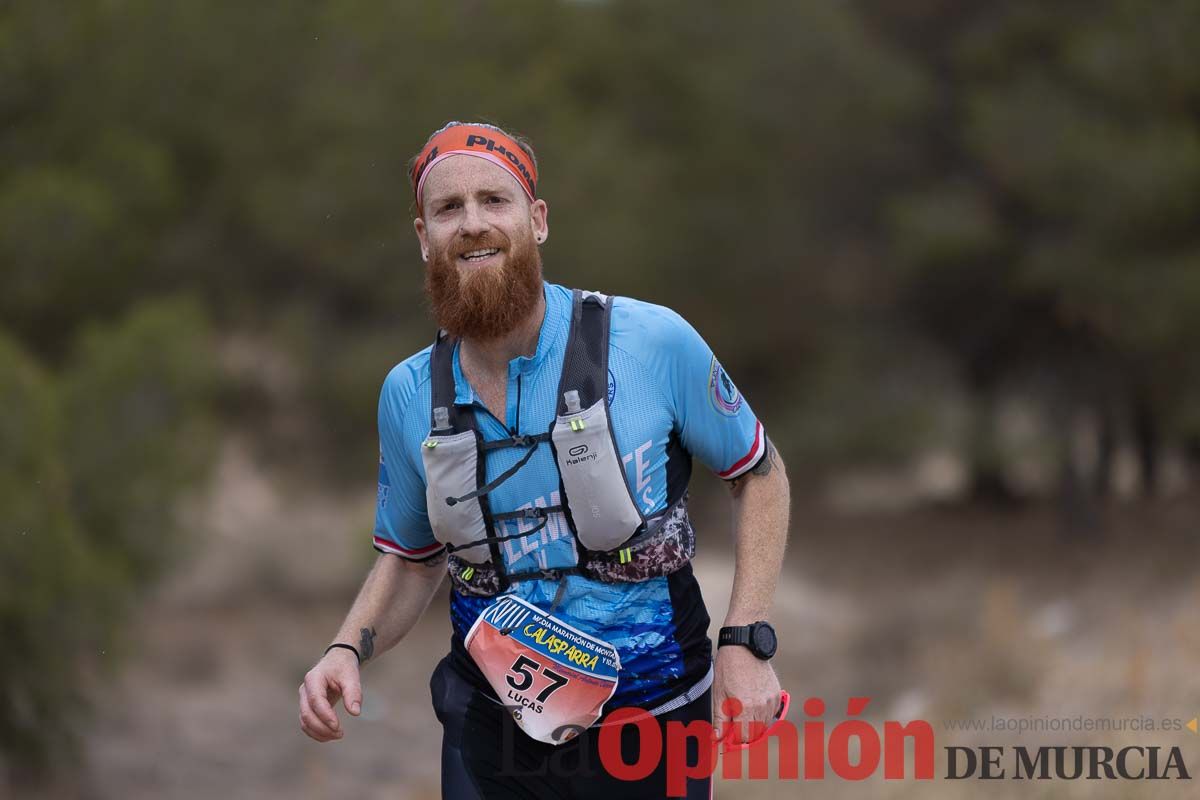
<box><xmin>373</xmin><ymin>536</ymin><xmax>445</xmax><ymax>558</ymax></box>
<box><xmin>717</xmin><ymin>420</ymin><xmax>764</xmax><ymax>479</ymax></box>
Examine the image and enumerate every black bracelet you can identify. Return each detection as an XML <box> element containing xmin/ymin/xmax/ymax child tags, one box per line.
<box><xmin>324</xmin><ymin>642</ymin><xmax>362</xmax><ymax>664</ymax></box>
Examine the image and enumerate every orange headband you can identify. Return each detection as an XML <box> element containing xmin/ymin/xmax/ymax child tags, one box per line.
<box><xmin>411</xmin><ymin>125</ymin><xmax>538</xmax><ymax>209</ymax></box>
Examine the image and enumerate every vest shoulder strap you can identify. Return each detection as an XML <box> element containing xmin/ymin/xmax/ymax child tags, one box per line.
<box><xmin>429</xmin><ymin>330</ymin><xmax>476</xmax><ymax>434</ymax></box>
<box><xmin>556</xmin><ymin>289</ymin><xmax>612</xmax><ymax>415</ymax></box>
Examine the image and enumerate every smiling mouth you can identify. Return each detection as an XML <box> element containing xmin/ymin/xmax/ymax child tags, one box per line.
<box><xmin>459</xmin><ymin>248</ymin><xmax>501</xmax><ymax>263</ymax></box>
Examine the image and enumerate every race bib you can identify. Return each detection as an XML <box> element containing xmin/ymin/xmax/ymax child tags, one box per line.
<box><xmin>465</xmin><ymin>594</ymin><xmax>621</xmax><ymax>745</ymax></box>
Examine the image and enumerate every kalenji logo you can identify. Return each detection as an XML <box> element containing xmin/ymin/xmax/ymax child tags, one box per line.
<box><xmin>565</xmin><ymin>450</ymin><xmax>598</xmax><ymax>466</ymax></box>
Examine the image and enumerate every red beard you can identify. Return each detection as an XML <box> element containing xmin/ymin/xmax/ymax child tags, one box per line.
<box><xmin>424</xmin><ymin>226</ymin><xmax>543</xmax><ymax>341</ymax></box>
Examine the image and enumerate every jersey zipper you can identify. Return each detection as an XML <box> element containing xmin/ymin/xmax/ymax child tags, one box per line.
<box><xmin>513</xmin><ymin>374</ymin><xmax>522</xmax><ymax>435</ymax></box>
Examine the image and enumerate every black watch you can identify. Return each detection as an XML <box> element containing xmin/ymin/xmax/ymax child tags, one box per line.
<box><xmin>718</xmin><ymin>621</ymin><xmax>777</xmax><ymax>660</ymax></box>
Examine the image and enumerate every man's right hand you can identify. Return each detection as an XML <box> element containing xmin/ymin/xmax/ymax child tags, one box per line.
<box><xmin>298</xmin><ymin>648</ymin><xmax>363</xmax><ymax>742</ymax></box>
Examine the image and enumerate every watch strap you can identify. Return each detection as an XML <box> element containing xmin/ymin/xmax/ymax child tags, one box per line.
<box><xmin>718</xmin><ymin>625</ymin><xmax>752</xmax><ymax>648</ymax></box>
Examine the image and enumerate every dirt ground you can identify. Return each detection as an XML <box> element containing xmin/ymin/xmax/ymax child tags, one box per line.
<box><xmin>28</xmin><ymin>439</ymin><xmax>1200</xmax><ymax>798</ymax></box>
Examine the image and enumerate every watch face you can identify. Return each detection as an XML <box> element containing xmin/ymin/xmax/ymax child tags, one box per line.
<box><xmin>753</xmin><ymin>624</ymin><xmax>777</xmax><ymax>658</ymax></box>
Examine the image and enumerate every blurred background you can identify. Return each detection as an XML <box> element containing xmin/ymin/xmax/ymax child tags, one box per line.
<box><xmin>4</xmin><ymin>1</ymin><xmax>1200</xmax><ymax>797</ymax></box>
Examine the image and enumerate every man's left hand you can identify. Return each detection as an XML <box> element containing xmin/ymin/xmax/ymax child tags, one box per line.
<box><xmin>713</xmin><ymin>643</ymin><xmax>782</xmax><ymax>745</ymax></box>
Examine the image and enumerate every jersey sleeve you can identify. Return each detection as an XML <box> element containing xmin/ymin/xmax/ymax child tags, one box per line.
<box><xmin>372</xmin><ymin>362</ymin><xmax>444</xmax><ymax>561</ymax></box>
<box><xmin>658</xmin><ymin>309</ymin><xmax>766</xmax><ymax>481</ymax></box>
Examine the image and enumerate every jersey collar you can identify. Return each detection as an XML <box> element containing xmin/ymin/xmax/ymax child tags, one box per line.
<box><xmin>450</xmin><ymin>281</ymin><xmax>569</xmax><ymax>406</ymax></box>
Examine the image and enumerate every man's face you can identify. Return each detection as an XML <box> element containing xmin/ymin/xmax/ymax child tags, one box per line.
<box><xmin>414</xmin><ymin>156</ymin><xmax>549</xmax><ymax>341</ymax></box>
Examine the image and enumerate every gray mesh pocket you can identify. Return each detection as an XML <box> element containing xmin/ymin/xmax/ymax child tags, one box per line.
<box><xmin>420</xmin><ymin>430</ymin><xmax>491</xmax><ymax>564</ymax></box>
<box><xmin>552</xmin><ymin>399</ymin><xmax>643</xmax><ymax>551</ymax></box>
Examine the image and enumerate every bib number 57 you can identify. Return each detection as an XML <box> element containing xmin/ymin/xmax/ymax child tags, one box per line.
<box><xmin>506</xmin><ymin>655</ymin><xmax>569</xmax><ymax>702</ymax></box>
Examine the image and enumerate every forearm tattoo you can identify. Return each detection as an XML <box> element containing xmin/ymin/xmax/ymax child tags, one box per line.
<box><xmin>727</xmin><ymin>437</ymin><xmax>778</xmax><ymax>497</ymax></box>
<box><xmin>359</xmin><ymin>626</ymin><xmax>377</xmax><ymax>662</ymax></box>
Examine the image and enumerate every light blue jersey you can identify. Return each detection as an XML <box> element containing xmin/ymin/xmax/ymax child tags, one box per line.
<box><xmin>374</xmin><ymin>282</ymin><xmax>765</xmax><ymax>708</ymax></box>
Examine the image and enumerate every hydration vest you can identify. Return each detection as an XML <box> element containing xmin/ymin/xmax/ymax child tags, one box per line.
<box><xmin>420</xmin><ymin>289</ymin><xmax>696</xmax><ymax>596</ymax></box>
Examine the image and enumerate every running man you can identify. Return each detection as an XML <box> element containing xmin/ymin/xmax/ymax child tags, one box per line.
<box><xmin>298</xmin><ymin>121</ymin><xmax>791</xmax><ymax>798</ymax></box>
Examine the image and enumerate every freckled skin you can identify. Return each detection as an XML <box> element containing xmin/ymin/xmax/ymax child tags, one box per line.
<box><xmin>414</xmin><ymin>156</ymin><xmax>547</xmax><ymax>278</ymax></box>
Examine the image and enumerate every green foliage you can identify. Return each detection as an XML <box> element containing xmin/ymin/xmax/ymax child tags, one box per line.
<box><xmin>61</xmin><ymin>297</ymin><xmax>218</xmax><ymax>582</ymax></box>
<box><xmin>0</xmin><ymin>299</ymin><xmax>216</xmax><ymax>778</ymax></box>
<box><xmin>876</xmin><ymin>0</ymin><xmax>1200</xmax><ymax>487</ymax></box>
<box><xmin>0</xmin><ymin>335</ymin><xmax>116</xmax><ymax>775</ymax></box>
<box><xmin>0</xmin><ymin>168</ymin><xmax>119</xmax><ymax>348</ymax></box>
